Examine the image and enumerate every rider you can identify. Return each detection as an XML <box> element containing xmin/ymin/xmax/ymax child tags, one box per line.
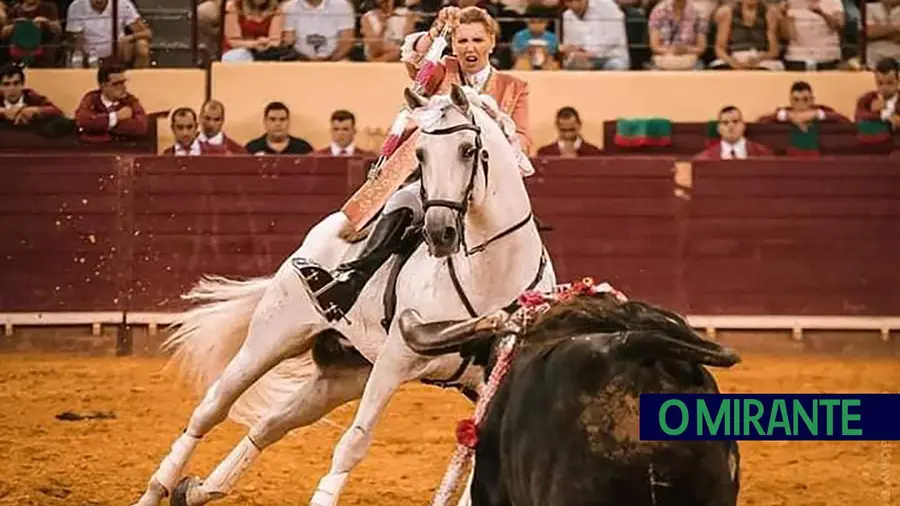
<box><xmin>305</xmin><ymin>5</ymin><xmax>535</xmax><ymax>320</ymax></box>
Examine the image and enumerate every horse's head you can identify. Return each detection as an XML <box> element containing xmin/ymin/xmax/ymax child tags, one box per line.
<box><xmin>404</xmin><ymin>83</ymin><xmax>510</xmax><ymax>258</ymax></box>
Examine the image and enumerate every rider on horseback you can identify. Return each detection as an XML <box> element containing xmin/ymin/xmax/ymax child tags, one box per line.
<box><xmin>298</xmin><ymin>5</ymin><xmax>537</xmax><ymax>322</ymax></box>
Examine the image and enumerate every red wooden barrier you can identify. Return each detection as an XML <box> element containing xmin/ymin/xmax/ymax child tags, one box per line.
<box><xmin>1</xmin><ymin>155</ymin><xmax>898</xmax><ymax>316</ymax></box>
<box><xmin>687</xmin><ymin>159</ymin><xmax>900</xmax><ymax>315</ymax></box>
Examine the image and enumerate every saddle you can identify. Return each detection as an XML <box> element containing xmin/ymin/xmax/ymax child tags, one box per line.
<box><xmin>292</xmin><ymin>222</ymin><xmax>424</xmax><ymax>330</ymax></box>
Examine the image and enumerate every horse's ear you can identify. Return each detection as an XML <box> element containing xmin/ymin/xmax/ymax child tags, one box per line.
<box><xmin>449</xmin><ymin>83</ymin><xmax>470</xmax><ymax>116</ymax></box>
<box><xmin>404</xmin><ymin>87</ymin><xmax>427</xmax><ymax>110</ymax></box>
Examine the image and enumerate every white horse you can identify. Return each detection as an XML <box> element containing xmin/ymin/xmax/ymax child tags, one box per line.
<box><xmin>131</xmin><ymin>83</ymin><xmax>556</xmax><ymax>506</ymax></box>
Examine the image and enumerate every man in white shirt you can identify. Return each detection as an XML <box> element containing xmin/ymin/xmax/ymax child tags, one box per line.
<box><xmin>866</xmin><ymin>0</ymin><xmax>900</xmax><ymax>66</ymax></box>
<box><xmin>282</xmin><ymin>0</ymin><xmax>355</xmax><ymax>61</ymax></box>
<box><xmin>560</xmin><ymin>0</ymin><xmax>631</xmax><ymax>70</ymax></box>
<box><xmin>783</xmin><ymin>0</ymin><xmax>845</xmax><ymax>70</ymax></box>
<box><xmin>66</xmin><ymin>0</ymin><xmax>152</xmax><ymax>68</ymax></box>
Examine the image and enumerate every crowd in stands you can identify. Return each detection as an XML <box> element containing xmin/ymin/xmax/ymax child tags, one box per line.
<box><xmin>0</xmin><ymin>0</ymin><xmax>898</xmax><ymax>70</ymax></box>
<box><xmin>2</xmin><ymin>57</ymin><xmax>897</xmax><ymax>158</ymax></box>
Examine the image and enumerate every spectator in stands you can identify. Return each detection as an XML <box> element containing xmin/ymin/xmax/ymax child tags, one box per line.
<box><xmin>0</xmin><ymin>63</ymin><xmax>65</xmax><ymax>129</ymax></box>
<box><xmin>0</xmin><ymin>0</ymin><xmax>61</xmax><ymax>68</ymax></box>
<box><xmin>197</xmin><ymin>0</ymin><xmax>223</xmax><ymax>54</ymax></box>
<box><xmin>66</xmin><ymin>0</ymin><xmax>152</xmax><ymax>68</ymax></box>
<box><xmin>537</xmin><ymin>106</ymin><xmax>603</xmax><ymax>156</ymax></box>
<box><xmin>511</xmin><ymin>16</ymin><xmax>561</xmax><ymax>69</ymax></box>
<box><xmin>221</xmin><ymin>0</ymin><xmax>292</xmax><ymax>62</ymax></box>
<box><xmin>757</xmin><ymin>80</ymin><xmax>851</xmax><ymax>123</ymax></box>
<box><xmin>560</xmin><ymin>0</ymin><xmax>631</xmax><ymax>70</ymax></box>
<box><xmin>855</xmin><ymin>56</ymin><xmax>900</xmax><ymax>125</ymax></box>
<box><xmin>74</xmin><ymin>63</ymin><xmax>148</xmax><ymax>141</ymax></box>
<box><xmin>282</xmin><ymin>0</ymin><xmax>355</xmax><ymax>61</ymax></box>
<box><xmin>361</xmin><ymin>0</ymin><xmax>414</xmax><ymax>62</ymax></box>
<box><xmin>781</xmin><ymin>0</ymin><xmax>844</xmax><ymax>70</ymax></box>
<box><xmin>163</xmin><ymin>107</ymin><xmax>203</xmax><ymax>155</ymax></box>
<box><xmin>865</xmin><ymin>0</ymin><xmax>900</xmax><ymax>66</ymax></box>
<box><xmin>695</xmin><ymin>105</ymin><xmax>773</xmax><ymax>159</ymax></box>
<box><xmin>198</xmin><ymin>99</ymin><xmax>245</xmax><ymax>153</ymax></box>
<box><xmin>245</xmin><ymin>101</ymin><xmax>314</xmax><ymax>154</ymax></box>
<box><xmin>710</xmin><ymin>0</ymin><xmax>783</xmax><ymax>69</ymax></box>
<box><xmin>647</xmin><ymin>0</ymin><xmax>708</xmax><ymax>69</ymax></box>
<box><xmin>316</xmin><ymin>109</ymin><xmax>376</xmax><ymax>155</ymax></box>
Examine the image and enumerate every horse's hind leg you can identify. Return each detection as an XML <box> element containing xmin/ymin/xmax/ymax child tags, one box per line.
<box><xmin>171</xmin><ymin>364</ymin><xmax>372</xmax><ymax>506</ymax></box>
<box><xmin>132</xmin><ymin>342</ymin><xmax>294</xmax><ymax>506</ymax></box>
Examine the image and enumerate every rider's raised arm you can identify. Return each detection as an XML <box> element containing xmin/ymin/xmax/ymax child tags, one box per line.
<box><xmin>400</xmin><ymin>31</ymin><xmax>447</xmax><ymax>96</ymax></box>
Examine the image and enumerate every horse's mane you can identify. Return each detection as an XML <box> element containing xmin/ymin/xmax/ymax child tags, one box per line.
<box><xmin>409</xmin><ymin>86</ymin><xmax>515</xmax><ymax>143</ymax></box>
<box><xmin>520</xmin><ymin>293</ymin><xmax>701</xmax><ymax>348</ymax></box>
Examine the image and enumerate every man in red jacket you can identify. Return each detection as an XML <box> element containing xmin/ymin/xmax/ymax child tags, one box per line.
<box><xmin>694</xmin><ymin>105</ymin><xmax>773</xmax><ymax>160</ymax></box>
<box><xmin>0</xmin><ymin>63</ymin><xmax>64</xmax><ymax>128</ymax></box>
<box><xmin>855</xmin><ymin>57</ymin><xmax>900</xmax><ymax>126</ymax></box>
<box><xmin>757</xmin><ymin>80</ymin><xmax>851</xmax><ymax>125</ymax></box>
<box><xmin>74</xmin><ymin>62</ymin><xmax>148</xmax><ymax>142</ymax></box>
<box><xmin>197</xmin><ymin>99</ymin><xmax>245</xmax><ymax>154</ymax></box>
<box><xmin>536</xmin><ymin>106</ymin><xmax>602</xmax><ymax>157</ymax></box>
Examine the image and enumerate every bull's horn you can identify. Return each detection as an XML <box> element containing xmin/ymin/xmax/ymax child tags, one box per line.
<box><xmin>398</xmin><ymin>308</ymin><xmax>510</xmax><ymax>357</ymax></box>
<box><xmin>610</xmin><ymin>330</ymin><xmax>741</xmax><ymax>368</ymax></box>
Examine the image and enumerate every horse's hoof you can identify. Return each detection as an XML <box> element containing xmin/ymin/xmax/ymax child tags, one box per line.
<box><xmin>170</xmin><ymin>476</ymin><xmax>200</xmax><ymax>506</ymax></box>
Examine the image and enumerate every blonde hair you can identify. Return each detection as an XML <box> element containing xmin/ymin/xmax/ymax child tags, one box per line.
<box><xmin>458</xmin><ymin>6</ymin><xmax>498</xmax><ymax>37</ymax></box>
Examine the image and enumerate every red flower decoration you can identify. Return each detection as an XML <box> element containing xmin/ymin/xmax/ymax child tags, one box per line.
<box><xmin>456</xmin><ymin>418</ymin><xmax>479</xmax><ymax>449</ymax></box>
<box><xmin>518</xmin><ymin>290</ymin><xmax>546</xmax><ymax>308</ymax></box>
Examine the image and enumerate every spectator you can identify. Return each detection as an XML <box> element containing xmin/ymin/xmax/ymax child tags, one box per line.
<box><xmin>66</xmin><ymin>0</ymin><xmax>152</xmax><ymax>68</ymax></box>
<box><xmin>163</xmin><ymin>107</ymin><xmax>202</xmax><ymax>155</ymax></box>
<box><xmin>0</xmin><ymin>63</ymin><xmax>65</xmax><ymax>129</ymax></box>
<box><xmin>221</xmin><ymin>0</ymin><xmax>291</xmax><ymax>62</ymax></box>
<box><xmin>361</xmin><ymin>0</ymin><xmax>414</xmax><ymax>62</ymax></box>
<box><xmin>710</xmin><ymin>0</ymin><xmax>783</xmax><ymax>70</ymax></box>
<box><xmin>560</xmin><ymin>0</ymin><xmax>631</xmax><ymax>70</ymax></box>
<box><xmin>647</xmin><ymin>0</ymin><xmax>708</xmax><ymax>69</ymax></box>
<box><xmin>695</xmin><ymin>105</ymin><xmax>774</xmax><ymax>159</ymax></box>
<box><xmin>536</xmin><ymin>106</ymin><xmax>603</xmax><ymax>156</ymax></box>
<box><xmin>198</xmin><ymin>99</ymin><xmax>245</xmax><ymax>153</ymax></box>
<box><xmin>781</xmin><ymin>0</ymin><xmax>845</xmax><ymax>70</ymax></box>
<box><xmin>197</xmin><ymin>0</ymin><xmax>223</xmax><ymax>54</ymax></box>
<box><xmin>1</xmin><ymin>0</ymin><xmax>61</xmax><ymax>68</ymax></box>
<box><xmin>854</xmin><ymin>56</ymin><xmax>900</xmax><ymax>125</ymax></box>
<box><xmin>282</xmin><ymin>0</ymin><xmax>355</xmax><ymax>61</ymax></box>
<box><xmin>511</xmin><ymin>16</ymin><xmax>561</xmax><ymax>70</ymax></box>
<box><xmin>757</xmin><ymin>80</ymin><xmax>851</xmax><ymax>123</ymax></box>
<box><xmin>74</xmin><ymin>62</ymin><xmax>148</xmax><ymax>141</ymax></box>
<box><xmin>316</xmin><ymin>109</ymin><xmax>376</xmax><ymax>156</ymax></box>
<box><xmin>244</xmin><ymin>101</ymin><xmax>314</xmax><ymax>154</ymax></box>
<box><xmin>865</xmin><ymin>0</ymin><xmax>900</xmax><ymax>66</ymax></box>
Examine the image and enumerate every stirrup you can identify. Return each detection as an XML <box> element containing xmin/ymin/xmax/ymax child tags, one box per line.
<box><xmin>291</xmin><ymin>258</ymin><xmax>355</xmax><ymax>324</ymax></box>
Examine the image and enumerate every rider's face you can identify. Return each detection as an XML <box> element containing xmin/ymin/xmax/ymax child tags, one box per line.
<box><xmin>452</xmin><ymin>22</ymin><xmax>495</xmax><ymax>75</ymax></box>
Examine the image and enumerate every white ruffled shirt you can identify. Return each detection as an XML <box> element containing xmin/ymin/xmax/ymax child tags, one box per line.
<box><xmin>400</xmin><ymin>31</ymin><xmax>534</xmax><ymax>178</ymax></box>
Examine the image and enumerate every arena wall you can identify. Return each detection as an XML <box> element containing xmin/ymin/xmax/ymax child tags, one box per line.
<box><xmin>24</xmin><ymin>65</ymin><xmax>875</xmax><ymax>152</ymax></box>
<box><xmin>3</xmin><ymin>155</ymin><xmax>898</xmax><ymax>315</ymax></box>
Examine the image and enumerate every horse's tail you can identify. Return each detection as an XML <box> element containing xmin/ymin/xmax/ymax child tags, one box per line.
<box><xmin>162</xmin><ymin>274</ymin><xmax>273</xmax><ymax>394</ymax></box>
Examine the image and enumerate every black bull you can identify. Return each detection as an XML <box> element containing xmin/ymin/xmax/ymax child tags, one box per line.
<box><xmin>400</xmin><ymin>294</ymin><xmax>742</xmax><ymax>506</ymax></box>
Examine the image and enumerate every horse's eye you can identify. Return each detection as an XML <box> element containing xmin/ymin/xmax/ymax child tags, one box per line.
<box><xmin>462</xmin><ymin>145</ymin><xmax>477</xmax><ymax>159</ymax></box>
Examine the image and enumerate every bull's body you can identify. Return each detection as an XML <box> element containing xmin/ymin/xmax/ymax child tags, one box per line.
<box><xmin>471</xmin><ymin>332</ymin><xmax>740</xmax><ymax>506</ymax></box>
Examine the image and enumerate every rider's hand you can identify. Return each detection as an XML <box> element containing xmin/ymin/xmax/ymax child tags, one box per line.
<box><xmin>430</xmin><ymin>6</ymin><xmax>460</xmax><ymax>37</ymax></box>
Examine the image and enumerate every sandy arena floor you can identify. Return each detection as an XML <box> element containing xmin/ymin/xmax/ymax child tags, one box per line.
<box><xmin>0</xmin><ymin>353</ymin><xmax>897</xmax><ymax>506</ymax></box>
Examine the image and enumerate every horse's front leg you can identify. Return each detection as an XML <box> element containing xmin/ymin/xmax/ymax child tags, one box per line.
<box><xmin>309</xmin><ymin>334</ymin><xmax>426</xmax><ymax>506</ymax></box>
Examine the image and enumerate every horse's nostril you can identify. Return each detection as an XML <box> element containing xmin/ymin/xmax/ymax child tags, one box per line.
<box><xmin>442</xmin><ymin>226</ymin><xmax>457</xmax><ymax>244</ymax></box>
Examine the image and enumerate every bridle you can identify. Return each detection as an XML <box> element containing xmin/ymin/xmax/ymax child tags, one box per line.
<box><xmin>418</xmin><ymin>110</ymin><xmax>533</xmax><ymax>256</ymax></box>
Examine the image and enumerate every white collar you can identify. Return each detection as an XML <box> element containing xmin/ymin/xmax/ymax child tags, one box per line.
<box><xmin>558</xmin><ymin>136</ymin><xmax>583</xmax><ymax>151</ymax></box>
<box><xmin>174</xmin><ymin>138</ymin><xmax>201</xmax><ymax>156</ymax></box>
<box><xmin>331</xmin><ymin>142</ymin><xmax>354</xmax><ymax>155</ymax></box>
<box><xmin>3</xmin><ymin>95</ymin><xmax>24</xmax><ymax>108</ymax></box>
<box><xmin>720</xmin><ymin>137</ymin><xmax>747</xmax><ymax>159</ymax></box>
<box><xmin>464</xmin><ymin>66</ymin><xmax>492</xmax><ymax>92</ymax></box>
<box><xmin>199</xmin><ymin>131</ymin><xmax>224</xmax><ymax>145</ymax></box>
<box><xmin>100</xmin><ymin>94</ymin><xmax>117</xmax><ymax>109</ymax></box>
